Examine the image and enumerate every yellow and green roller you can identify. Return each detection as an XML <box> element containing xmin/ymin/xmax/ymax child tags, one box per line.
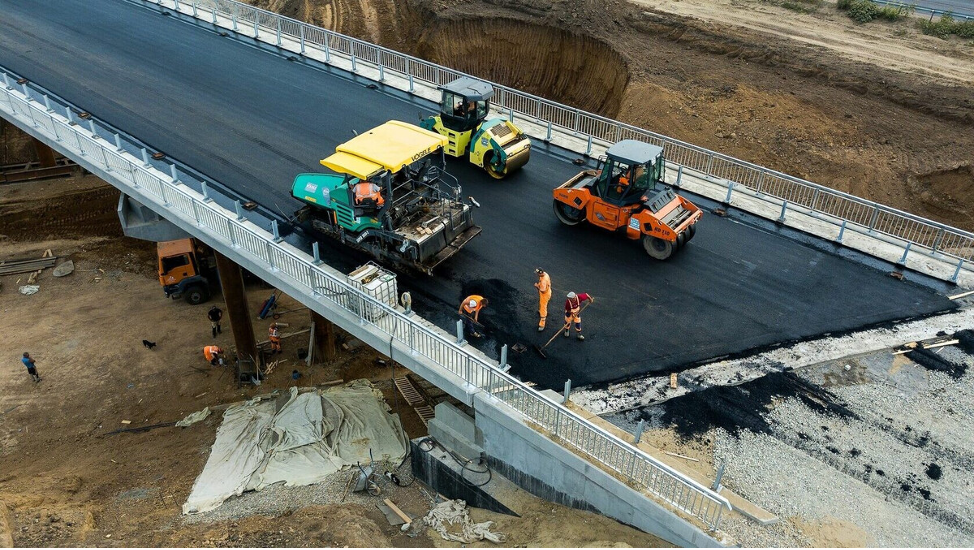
<box><xmin>421</xmin><ymin>77</ymin><xmax>531</xmax><ymax>179</ymax></box>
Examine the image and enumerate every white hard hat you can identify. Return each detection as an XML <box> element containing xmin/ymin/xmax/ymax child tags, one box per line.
<box><xmin>468</xmin><ymin>299</ymin><xmax>477</xmax><ymax>309</ymax></box>
<box><xmin>567</xmin><ymin>291</ymin><xmax>577</xmax><ymax>299</ymax></box>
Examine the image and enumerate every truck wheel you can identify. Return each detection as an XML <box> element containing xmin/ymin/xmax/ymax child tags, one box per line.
<box><xmin>483</xmin><ymin>152</ymin><xmax>506</xmax><ymax>179</ymax></box>
<box><xmin>643</xmin><ymin>235</ymin><xmax>674</xmax><ymax>260</ymax></box>
<box><xmin>183</xmin><ymin>285</ymin><xmax>210</xmax><ymax>305</ymax></box>
<box><xmin>553</xmin><ymin>200</ymin><xmax>585</xmax><ymax>226</ymax></box>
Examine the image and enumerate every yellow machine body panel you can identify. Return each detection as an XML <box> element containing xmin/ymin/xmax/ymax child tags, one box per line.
<box><xmin>322</xmin><ymin>121</ymin><xmax>448</xmax><ymax>177</ymax></box>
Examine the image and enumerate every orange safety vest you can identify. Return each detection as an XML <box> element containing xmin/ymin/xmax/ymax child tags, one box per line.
<box><xmin>462</xmin><ymin>295</ymin><xmax>485</xmax><ymax>315</ymax></box>
<box><xmin>204</xmin><ymin>345</ymin><xmax>223</xmax><ymax>362</ymax></box>
<box><xmin>353</xmin><ymin>182</ymin><xmax>384</xmax><ymax>206</ymax></box>
<box><xmin>536</xmin><ymin>273</ymin><xmax>551</xmax><ymax>295</ymax></box>
<box><xmin>269</xmin><ymin>325</ymin><xmax>280</xmax><ymax>339</ymax></box>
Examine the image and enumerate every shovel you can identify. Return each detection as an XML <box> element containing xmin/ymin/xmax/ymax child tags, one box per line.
<box><xmin>534</xmin><ymin>300</ymin><xmax>593</xmax><ymax>359</ymax></box>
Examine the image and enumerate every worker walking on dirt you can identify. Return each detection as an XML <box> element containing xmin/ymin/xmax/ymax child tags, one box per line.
<box><xmin>207</xmin><ymin>305</ymin><xmax>223</xmax><ymax>338</ymax></box>
<box><xmin>203</xmin><ymin>345</ymin><xmax>225</xmax><ymax>366</ymax></box>
<box><xmin>459</xmin><ymin>295</ymin><xmax>488</xmax><ymax>338</ymax></box>
<box><xmin>534</xmin><ymin>268</ymin><xmax>552</xmax><ymax>332</ymax></box>
<box><xmin>269</xmin><ymin>323</ymin><xmax>283</xmax><ymax>354</ymax></box>
<box><xmin>564</xmin><ymin>291</ymin><xmax>594</xmax><ymax>341</ymax></box>
<box><xmin>21</xmin><ymin>352</ymin><xmax>40</xmax><ymax>383</ymax></box>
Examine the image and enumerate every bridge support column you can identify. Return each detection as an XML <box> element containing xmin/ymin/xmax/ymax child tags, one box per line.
<box><xmin>311</xmin><ymin>310</ymin><xmax>337</xmax><ymax>362</ymax></box>
<box><xmin>32</xmin><ymin>137</ymin><xmax>56</xmax><ymax>167</ymax></box>
<box><xmin>214</xmin><ymin>251</ymin><xmax>259</xmax><ymax>378</ymax></box>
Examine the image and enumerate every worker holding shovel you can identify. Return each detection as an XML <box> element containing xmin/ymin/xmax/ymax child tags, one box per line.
<box><xmin>459</xmin><ymin>295</ymin><xmax>488</xmax><ymax>338</ymax></box>
<box><xmin>564</xmin><ymin>291</ymin><xmax>594</xmax><ymax>341</ymax></box>
<box><xmin>534</xmin><ymin>268</ymin><xmax>552</xmax><ymax>332</ymax></box>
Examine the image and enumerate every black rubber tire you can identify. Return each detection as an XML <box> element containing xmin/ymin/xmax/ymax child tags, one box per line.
<box><xmin>676</xmin><ymin>231</ymin><xmax>687</xmax><ymax>249</ymax></box>
<box><xmin>553</xmin><ymin>200</ymin><xmax>585</xmax><ymax>226</ymax></box>
<box><xmin>183</xmin><ymin>285</ymin><xmax>210</xmax><ymax>305</ymax></box>
<box><xmin>643</xmin><ymin>235</ymin><xmax>674</xmax><ymax>260</ymax></box>
<box><xmin>483</xmin><ymin>152</ymin><xmax>506</xmax><ymax>180</ymax></box>
<box><xmin>687</xmin><ymin>224</ymin><xmax>697</xmax><ymax>241</ymax></box>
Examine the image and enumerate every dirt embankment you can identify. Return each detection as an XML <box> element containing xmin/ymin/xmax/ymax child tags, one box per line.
<box><xmin>246</xmin><ymin>0</ymin><xmax>974</xmax><ymax>230</ymax></box>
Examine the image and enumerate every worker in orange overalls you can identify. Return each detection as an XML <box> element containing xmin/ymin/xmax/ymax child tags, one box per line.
<box><xmin>564</xmin><ymin>291</ymin><xmax>594</xmax><ymax>341</ymax></box>
<box><xmin>458</xmin><ymin>295</ymin><xmax>488</xmax><ymax>338</ymax></box>
<box><xmin>203</xmin><ymin>345</ymin><xmax>225</xmax><ymax>366</ymax></box>
<box><xmin>534</xmin><ymin>268</ymin><xmax>552</xmax><ymax>332</ymax></box>
<box><xmin>353</xmin><ymin>181</ymin><xmax>385</xmax><ymax>208</ymax></box>
<box><xmin>269</xmin><ymin>323</ymin><xmax>282</xmax><ymax>354</ymax></box>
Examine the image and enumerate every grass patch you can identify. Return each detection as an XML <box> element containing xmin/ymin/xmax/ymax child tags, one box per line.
<box><xmin>837</xmin><ymin>0</ymin><xmax>914</xmax><ymax>24</ymax></box>
<box><xmin>782</xmin><ymin>0</ymin><xmax>823</xmax><ymax>13</ymax></box>
<box><xmin>918</xmin><ymin>14</ymin><xmax>974</xmax><ymax>39</ymax></box>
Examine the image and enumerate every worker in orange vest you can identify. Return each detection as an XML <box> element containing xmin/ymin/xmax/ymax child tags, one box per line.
<box><xmin>459</xmin><ymin>295</ymin><xmax>488</xmax><ymax>338</ymax></box>
<box><xmin>564</xmin><ymin>291</ymin><xmax>594</xmax><ymax>341</ymax></box>
<box><xmin>269</xmin><ymin>323</ymin><xmax>282</xmax><ymax>354</ymax></box>
<box><xmin>203</xmin><ymin>345</ymin><xmax>225</xmax><ymax>366</ymax></box>
<box><xmin>534</xmin><ymin>268</ymin><xmax>552</xmax><ymax>332</ymax></box>
<box><xmin>353</xmin><ymin>181</ymin><xmax>385</xmax><ymax>208</ymax></box>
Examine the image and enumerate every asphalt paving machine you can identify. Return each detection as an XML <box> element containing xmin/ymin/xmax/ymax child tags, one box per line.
<box><xmin>420</xmin><ymin>77</ymin><xmax>531</xmax><ymax>179</ymax></box>
<box><xmin>292</xmin><ymin>121</ymin><xmax>481</xmax><ymax>274</ymax></box>
<box><xmin>552</xmin><ymin>140</ymin><xmax>701</xmax><ymax>260</ymax></box>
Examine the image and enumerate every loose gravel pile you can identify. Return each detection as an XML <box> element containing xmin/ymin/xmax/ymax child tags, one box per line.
<box><xmin>610</xmin><ymin>333</ymin><xmax>974</xmax><ymax>546</ymax></box>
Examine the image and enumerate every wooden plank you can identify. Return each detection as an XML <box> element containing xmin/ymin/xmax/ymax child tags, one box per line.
<box><xmin>948</xmin><ymin>290</ymin><xmax>974</xmax><ymax>300</ymax></box>
<box><xmin>383</xmin><ymin>498</ymin><xmax>412</xmax><ymax>524</ymax></box>
<box><xmin>894</xmin><ymin>339</ymin><xmax>959</xmax><ymax>355</ymax></box>
<box><xmin>0</xmin><ymin>257</ymin><xmax>58</xmax><ymax>275</ymax></box>
<box><xmin>669</xmin><ymin>373</ymin><xmax>678</xmax><ymax>389</ymax></box>
<box><xmin>664</xmin><ymin>451</ymin><xmax>700</xmax><ymax>462</ymax></box>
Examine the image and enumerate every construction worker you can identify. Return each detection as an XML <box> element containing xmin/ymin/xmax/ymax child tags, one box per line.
<box><xmin>564</xmin><ymin>291</ymin><xmax>594</xmax><ymax>341</ymax></box>
<box><xmin>352</xmin><ymin>181</ymin><xmax>385</xmax><ymax>208</ymax></box>
<box><xmin>203</xmin><ymin>345</ymin><xmax>225</xmax><ymax>366</ymax></box>
<box><xmin>459</xmin><ymin>295</ymin><xmax>488</xmax><ymax>338</ymax></box>
<box><xmin>269</xmin><ymin>322</ymin><xmax>283</xmax><ymax>354</ymax></box>
<box><xmin>207</xmin><ymin>305</ymin><xmax>223</xmax><ymax>338</ymax></box>
<box><xmin>21</xmin><ymin>352</ymin><xmax>40</xmax><ymax>383</ymax></box>
<box><xmin>534</xmin><ymin>268</ymin><xmax>552</xmax><ymax>332</ymax></box>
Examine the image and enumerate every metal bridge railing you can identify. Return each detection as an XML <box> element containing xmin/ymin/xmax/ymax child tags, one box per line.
<box><xmin>869</xmin><ymin>0</ymin><xmax>974</xmax><ymax>21</ymax></box>
<box><xmin>0</xmin><ymin>68</ymin><xmax>731</xmax><ymax>530</ymax></box>
<box><xmin>147</xmin><ymin>0</ymin><xmax>974</xmax><ymax>281</ymax></box>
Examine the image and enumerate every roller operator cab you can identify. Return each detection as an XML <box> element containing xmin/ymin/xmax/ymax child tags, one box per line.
<box><xmin>291</xmin><ymin>121</ymin><xmax>482</xmax><ymax>274</ymax></box>
<box><xmin>420</xmin><ymin>77</ymin><xmax>531</xmax><ymax>179</ymax></box>
<box><xmin>157</xmin><ymin>238</ymin><xmax>215</xmax><ymax>304</ymax></box>
<box><xmin>552</xmin><ymin>140</ymin><xmax>702</xmax><ymax>260</ymax></box>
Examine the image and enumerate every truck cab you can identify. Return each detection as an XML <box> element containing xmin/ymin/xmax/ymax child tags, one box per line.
<box><xmin>158</xmin><ymin>238</ymin><xmax>213</xmax><ymax>304</ymax></box>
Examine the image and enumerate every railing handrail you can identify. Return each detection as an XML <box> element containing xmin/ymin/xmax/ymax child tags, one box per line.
<box><xmin>868</xmin><ymin>0</ymin><xmax>974</xmax><ymax>20</ymax></box>
<box><xmin>0</xmin><ymin>65</ymin><xmax>731</xmax><ymax>530</ymax></box>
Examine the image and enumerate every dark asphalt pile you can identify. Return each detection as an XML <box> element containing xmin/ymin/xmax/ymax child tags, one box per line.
<box><xmin>643</xmin><ymin>371</ymin><xmax>856</xmax><ymax>439</ymax></box>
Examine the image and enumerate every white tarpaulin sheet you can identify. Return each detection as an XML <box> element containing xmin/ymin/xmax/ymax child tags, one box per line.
<box><xmin>183</xmin><ymin>380</ymin><xmax>407</xmax><ymax>514</ymax></box>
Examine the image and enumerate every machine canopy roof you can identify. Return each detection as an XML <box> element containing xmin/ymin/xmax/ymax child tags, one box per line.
<box><xmin>439</xmin><ymin>77</ymin><xmax>495</xmax><ymax>101</ymax></box>
<box><xmin>607</xmin><ymin>140</ymin><xmax>665</xmax><ymax>166</ymax></box>
<box><xmin>319</xmin><ymin>121</ymin><xmax>447</xmax><ymax>179</ymax></box>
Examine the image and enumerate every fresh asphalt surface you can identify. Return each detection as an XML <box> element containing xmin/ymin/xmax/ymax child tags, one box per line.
<box><xmin>0</xmin><ymin>0</ymin><xmax>956</xmax><ymax>389</ymax></box>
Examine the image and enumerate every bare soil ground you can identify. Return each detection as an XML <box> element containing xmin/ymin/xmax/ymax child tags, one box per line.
<box><xmin>246</xmin><ymin>0</ymin><xmax>974</xmax><ymax>230</ymax></box>
<box><xmin>0</xmin><ymin>175</ymin><xmax>669</xmax><ymax>547</ymax></box>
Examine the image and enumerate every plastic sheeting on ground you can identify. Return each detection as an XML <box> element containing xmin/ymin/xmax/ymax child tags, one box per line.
<box><xmin>182</xmin><ymin>380</ymin><xmax>407</xmax><ymax>514</ymax></box>
<box><xmin>175</xmin><ymin>407</ymin><xmax>211</xmax><ymax>427</ymax></box>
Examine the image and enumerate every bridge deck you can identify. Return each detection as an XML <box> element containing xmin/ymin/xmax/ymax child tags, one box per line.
<box><xmin>0</xmin><ymin>0</ymin><xmax>954</xmax><ymax>388</ymax></box>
